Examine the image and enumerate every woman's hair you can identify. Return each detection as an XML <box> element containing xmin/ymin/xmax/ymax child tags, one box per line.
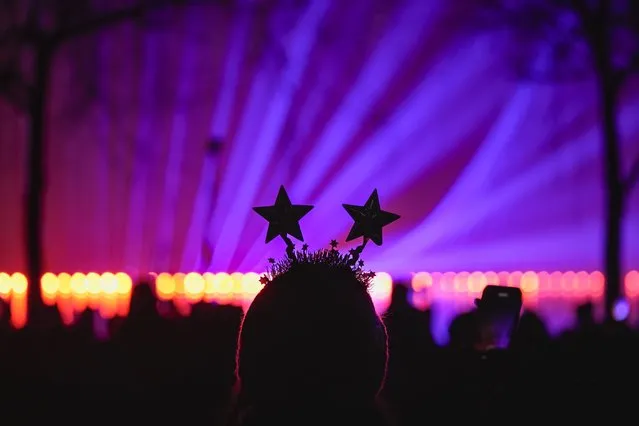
<box><xmin>235</xmin><ymin>260</ymin><xmax>388</xmax><ymax>419</ymax></box>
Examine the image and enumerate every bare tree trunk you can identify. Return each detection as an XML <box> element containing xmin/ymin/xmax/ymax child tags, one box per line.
<box><xmin>592</xmin><ymin>10</ymin><xmax>624</xmax><ymax>321</ymax></box>
<box><xmin>25</xmin><ymin>42</ymin><xmax>52</xmax><ymax>327</ymax></box>
<box><xmin>600</xmin><ymin>76</ymin><xmax>624</xmax><ymax>321</ymax></box>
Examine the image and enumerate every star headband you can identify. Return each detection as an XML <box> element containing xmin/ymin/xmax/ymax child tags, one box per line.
<box><xmin>253</xmin><ymin>186</ymin><xmax>400</xmax><ymax>286</ymax></box>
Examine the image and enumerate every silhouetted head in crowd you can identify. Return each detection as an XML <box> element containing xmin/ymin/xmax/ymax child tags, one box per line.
<box><xmin>389</xmin><ymin>283</ymin><xmax>409</xmax><ymax>309</ymax></box>
<box><xmin>236</xmin><ymin>257</ymin><xmax>388</xmax><ymax>425</ymax></box>
<box><xmin>576</xmin><ymin>302</ymin><xmax>595</xmax><ymax>329</ymax></box>
<box><xmin>512</xmin><ymin>311</ymin><xmax>550</xmax><ymax>349</ymax></box>
<box><xmin>448</xmin><ymin>310</ymin><xmax>479</xmax><ymax>350</ymax></box>
<box><xmin>73</xmin><ymin>309</ymin><xmax>95</xmax><ymax>340</ymax></box>
<box><xmin>129</xmin><ymin>280</ymin><xmax>158</xmax><ymax>319</ymax></box>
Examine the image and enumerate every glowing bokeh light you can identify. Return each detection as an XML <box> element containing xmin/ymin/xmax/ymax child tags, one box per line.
<box><xmin>613</xmin><ymin>299</ymin><xmax>630</xmax><ymax>322</ymax></box>
<box><xmin>41</xmin><ymin>272</ymin><xmax>59</xmax><ymax>306</ymax></box>
<box><xmin>86</xmin><ymin>272</ymin><xmax>102</xmax><ymax>310</ymax></box>
<box><xmin>0</xmin><ymin>271</ymin><xmax>638</xmax><ymax>342</ymax></box>
<box><xmin>0</xmin><ymin>272</ymin><xmax>11</xmax><ymax>300</ymax></box>
<box><xmin>10</xmin><ymin>273</ymin><xmax>28</xmax><ymax>328</ymax></box>
<box><xmin>11</xmin><ymin>273</ymin><xmax>27</xmax><ymax>294</ymax></box>
<box><xmin>156</xmin><ymin>273</ymin><xmax>175</xmax><ymax>301</ymax></box>
<box><xmin>184</xmin><ymin>272</ymin><xmax>205</xmax><ymax>303</ymax></box>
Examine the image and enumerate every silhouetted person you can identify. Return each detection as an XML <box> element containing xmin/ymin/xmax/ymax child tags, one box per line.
<box><xmin>114</xmin><ymin>280</ymin><xmax>176</xmax><ymax>406</ymax></box>
<box><xmin>448</xmin><ymin>310</ymin><xmax>479</xmax><ymax>351</ymax></box>
<box><xmin>72</xmin><ymin>309</ymin><xmax>95</xmax><ymax>342</ymax></box>
<box><xmin>382</xmin><ymin>284</ymin><xmax>434</xmax><ymax>426</ymax></box>
<box><xmin>385</xmin><ymin>284</ymin><xmax>433</xmax><ymax>347</ymax></box>
<box><xmin>234</xmin><ymin>262</ymin><xmax>390</xmax><ymax>426</ymax></box>
<box><xmin>183</xmin><ymin>302</ymin><xmax>244</xmax><ymax>424</ymax></box>
<box><xmin>128</xmin><ymin>279</ymin><xmax>159</xmax><ymax>319</ymax></box>
<box><xmin>512</xmin><ymin>311</ymin><xmax>550</xmax><ymax>351</ymax></box>
<box><xmin>576</xmin><ymin>302</ymin><xmax>596</xmax><ymax>331</ymax></box>
<box><xmin>389</xmin><ymin>283</ymin><xmax>409</xmax><ymax>310</ymax></box>
<box><xmin>437</xmin><ymin>307</ymin><xmax>527</xmax><ymax>422</ymax></box>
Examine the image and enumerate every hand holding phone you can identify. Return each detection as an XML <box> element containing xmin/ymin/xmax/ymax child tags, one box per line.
<box><xmin>474</xmin><ymin>285</ymin><xmax>522</xmax><ymax>351</ymax></box>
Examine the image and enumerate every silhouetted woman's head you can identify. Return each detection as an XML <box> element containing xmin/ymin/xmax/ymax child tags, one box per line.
<box><xmin>236</xmin><ymin>258</ymin><xmax>388</xmax><ymax>421</ymax></box>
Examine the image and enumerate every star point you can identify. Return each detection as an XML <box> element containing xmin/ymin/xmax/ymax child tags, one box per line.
<box><xmin>342</xmin><ymin>189</ymin><xmax>399</xmax><ymax>246</ymax></box>
<box><xmin>253</xmin><ymin>186</ymin><xmax>313</xmax><ymax>243</ymax></box>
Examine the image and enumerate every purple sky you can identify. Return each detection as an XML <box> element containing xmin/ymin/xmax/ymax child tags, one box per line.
<box><xmin>1</xmin><ymin>0</ymin><xmax>638</xmax><ymax>275</ymax></box>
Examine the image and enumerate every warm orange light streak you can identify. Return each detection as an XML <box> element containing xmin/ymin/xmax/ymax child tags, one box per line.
<box><xmin>0</xmin><ymin>273</ymin><xmax>11</xmax><ymax>301</ymax></box>
<box><xmin>115</xmin><ymin>273</ymin><xmax>132</xmax><ymax>317</ymax></box>
<box><xmin>70</xmin><ymin>273</ymin><xmax>88</xmax><ymax>312</ymax></box>
<box><xmin>214</xmin><ymin>273</ymin><xmax>233</xmax><ymax>305</ymax></box>
<box><xmin>41</xmin><ymin>272</ymin><xmax>59</xmax><ymax>306</ymax></box>
<box><xmin>155</xmin><ymin>273</ymin><xmax>175</xmax><ymax>301</ymax></box>
<box><xmin>58</xmin><ymin>273</ymin><xmax>72</xmax><ymax>298</ymax></box>
<box><xmin>370</xmin><ymin>272</ymin><xmax>393</xmax><ymax>313</ymax></box>
<box><xmin>10</xmin><ymin>273</ymin><xmax>27</xmax><ymax>328</ymax></box>
<box><xmin>0</xmin><ymin>271</ymin><xmax>636</xmax><ymax>327</ymax></box>
<box><xmin>240</xmin><ymin>273</ymin><xmax>263</xmax><ymax>310</ymax></box>
<box><xmin>86</xmin><ymin>273</ymin><xmax>102</xmax><ymax>310</ymax></box>
<box><xmin>57</xmin><ymin>273</ymin><xmax>75</xmax><ymax>325</ymax></box>
<box><xmin>99</xmin><ymin>273</ymin><xmax>118</xmax><ymax>319</ymax></box>
<box><xmin>230</xmin><ymin>272</ymin><xmax>244</xmax><ymax>305</ymax></box>
<box><xmin>203</xmin><ymin>272</ymin><xmax>216</xmax><ymax>302</ymax></box>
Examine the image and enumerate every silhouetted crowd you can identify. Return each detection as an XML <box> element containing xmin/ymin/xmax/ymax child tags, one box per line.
<box><xmin>0</xmin><ymin>279</ymin><xmax>638</xmax><ymax>425</ymax></box>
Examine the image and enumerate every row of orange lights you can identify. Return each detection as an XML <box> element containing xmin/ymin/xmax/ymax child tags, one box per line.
<box><xmin>154</xmin><ymin>272</ymin><xmax>394</xmax><ymax>304</ymax></box>
<box><xmin>0</xmin><ymin>272</ymin><xmax>135</xmax><ymax>329</ymax></box>
<box><xmin>410</xmin><ymin>270</ymin><xmax>639</xmax><ymax>298</ymax></box>
<box><xmin>0</xmin><ymin>272</ymin><xmax>394</xmax><ymax>329</ymax></box>
<box><xmin>1</xmin><ymin>271</ymin><xmax>639</xmax><ymax>329</ymax></box>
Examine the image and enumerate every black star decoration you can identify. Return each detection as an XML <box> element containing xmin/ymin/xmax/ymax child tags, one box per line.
<box><xmin>253</xmin><ymin>185</ymin><xmax>314</xmax><ymax>243</ymax></box>
<box><xmin>343</xmin><ymin>189</ymin><xmax>400</xmax><ymax>246</ymax></box>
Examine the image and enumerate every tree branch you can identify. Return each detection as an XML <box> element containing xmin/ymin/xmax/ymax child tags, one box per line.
<box><xmin>625</xmin><ymin>156</ymin><xmax>639</xmax><ymax>194</ymax></box>
<box><xmin>568</xmin><ymin>0</ymin><xmax>591</xmax><ymax>20</ymax></box>
<box><xmin>51</xmin><ymin>0</ymin><xmax>195</xmax><ymax>44</ymax></box>
<box><xmin>0</xmin><ymin>27</ymin><xmax>44</xmax><ymax>46</ymax></box>
<box><xmin>568</xmin><ymin>0</ymin><xmax>598</xmax><ymax>46</ymax></box>
<box><xmin>0</xmin><ymin>69</ymin><xmax>31</xmax><ymax>111</ymax></box>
